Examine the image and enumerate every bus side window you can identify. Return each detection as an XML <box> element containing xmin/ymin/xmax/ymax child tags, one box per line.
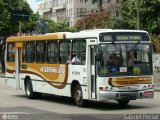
<box><xmin>59</xmin><ymin>41</ymin><xmax>70</xmax><ymax>64</ymax></box>
<box><xmin>7</xmin><ymin>43</ymin><xmax>15</xmax><ymax>62</ymax></box>
<box><xmin>36</xmin><ymin>42</ymin><xmax>46</xmax><ymax>63</ymax></box>
<box><xmin>47</xmin><ymin>42</ymin><xmax>58</xmax><ymax>63</ymax></box>
<box><xmin>72</xmin><ymin>40</ymin><xmax>86</xmax><ymax>65</ymax></box>
<box><xmin>25</xmin><ymin>42</ymin><xmax>35</xmax><ymax>63</ymax></box>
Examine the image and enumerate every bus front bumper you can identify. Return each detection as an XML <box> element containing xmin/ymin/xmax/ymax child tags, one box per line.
<box><xmin>98</xmin><ymin>89</ymin><xmax>154</xmax><ymax>101</ymax></box>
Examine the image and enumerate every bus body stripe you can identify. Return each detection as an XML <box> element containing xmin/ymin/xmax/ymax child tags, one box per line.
<box><xmin>6</xmin><ymin>65</ymin><xmax>68</xmax><ymax>89</ymax></box>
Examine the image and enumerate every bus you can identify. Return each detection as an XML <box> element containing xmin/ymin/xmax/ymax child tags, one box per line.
<box><xmin>5</xmin><ymin>29</ymin><xmax>154</xmax><ymax>107</ymax></box>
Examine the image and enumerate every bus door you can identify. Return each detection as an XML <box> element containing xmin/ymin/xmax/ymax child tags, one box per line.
<box><xmin>90</xmin><ymin>45</ymin><xmax>97</xmax><ymax>99</ymax></box>
<box><xmin>15</xmin><ymin>42</ymin><xmax>23</xmax><ymax>89</ymax></box>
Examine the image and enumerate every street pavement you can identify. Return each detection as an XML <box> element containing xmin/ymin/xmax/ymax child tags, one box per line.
<box><xmin>0</xmin><ymin>73</ymin><xmax>160</xmax><ymax>120</ymax></box>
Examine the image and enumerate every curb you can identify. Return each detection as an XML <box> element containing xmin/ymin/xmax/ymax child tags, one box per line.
<box><xmin>154</xmin><ymin>89</ymin><xmax>160</xmax><ymax>92</ymax></box>
<box><xmin>0</xmin><ymin>73</ymin><xmax>5</xmax><ymax>78</ymax></box>
<box><xmin>0</xmin><ymin>75</ymin><xmax>5</xmax><ymax>78</ymax></box>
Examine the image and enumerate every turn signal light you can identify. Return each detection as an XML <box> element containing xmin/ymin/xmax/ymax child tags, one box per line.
<box><xmin>99</xmin><ymin>87</ymin><xmax>104</xmax><ymax>91</ymax></box>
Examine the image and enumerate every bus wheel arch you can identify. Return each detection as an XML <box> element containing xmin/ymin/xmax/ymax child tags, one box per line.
<box><xmin>24</xmin><ymin>76</ymin><xmax>35</xmax><ymax>99</ymax></box>
<box><xmin>24</xmin><ymin>76</ymin><xmax>31</xmax><ymax>90</ymax></box>
<box><xmin>24</xmin><ymin>76</ymin><xmax>42</xmax><ymax>99</ymax></box>
<box><xmin>71</xmin><ymin>80</ymin><xmax>85</xmax><ymax>107</ymax></box>
<box><xmin>71</xmin><ymin>80</ymin><xmax>79</xmax><ymax>98</ymax></box>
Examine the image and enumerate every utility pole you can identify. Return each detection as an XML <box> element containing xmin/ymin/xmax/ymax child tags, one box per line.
<box><xmin>15</xmin><ymin>0</ymin><xmax>23</xmax><ymax>89</ymax></box>
<box><xmin>19</xmin><ymin>0</ymin><xmax>22</xmax><ymax>36</ymax></box>
<box><xmin>134</xmin><ymin>0</ymin><xmax>140</xmax><ymax>30</ymax></box>
<box><xmin>136</xmin><ymin>8</ymin><xmax>140</xmax><ymax>30</ymax></box>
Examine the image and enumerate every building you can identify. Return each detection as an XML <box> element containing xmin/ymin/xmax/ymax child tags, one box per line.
<box><xmin>37</xmin><ymin>0</ymin><xmax>120</xmax><ymax>27</ymax></box>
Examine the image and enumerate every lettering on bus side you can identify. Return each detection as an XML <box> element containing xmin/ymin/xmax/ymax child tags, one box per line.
<box><xmin>40</xmin><ymin>66</ymin><xmax>65</xmax><ymax>74</ymax></box>
<box><xmin>72</xmin><ymin>71</ymin><xmax>80</xmax><ymax>75</ymax></box>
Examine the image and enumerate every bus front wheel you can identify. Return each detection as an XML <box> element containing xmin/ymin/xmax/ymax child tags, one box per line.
<box><xmin>74</xmin><ymin>85</ymin><xmax>85</xmax><ymax>107</ymax></box>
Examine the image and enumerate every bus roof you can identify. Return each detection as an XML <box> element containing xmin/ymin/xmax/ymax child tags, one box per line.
<box><xmin>6</xmin><ymin>29</ymin><xmax>149</xmax><ymax>42</ymax></box>
<box><xmin>6</xmin><ymin>33</ymin><xmax>65</xmax><ymax>42</ymax></box>
<box><xmin>65</xmin><ymin>29</ymin><xmax>148</xmax><ymax>39</ymax></box>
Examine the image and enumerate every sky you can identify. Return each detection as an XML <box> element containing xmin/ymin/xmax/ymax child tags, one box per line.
<box><xmin>27</xmin><ymin>0</ymin><xmax>37</xmax><ymax>12</ymax></box>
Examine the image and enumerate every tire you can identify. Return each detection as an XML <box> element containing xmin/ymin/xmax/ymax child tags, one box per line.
<box><xmin>117</xmin><ymin>100</ymin><xmax>130</xmax><ymax>105</ymax></box>
<box><xmin>74</xmin><ymin>85</ymin><xmax>85</xmax><ymax>107</ymax></box>
<box><xmin>25</xmin><ymin>79</ymin><xmax>42</xmax><ymax>99</ymax></box>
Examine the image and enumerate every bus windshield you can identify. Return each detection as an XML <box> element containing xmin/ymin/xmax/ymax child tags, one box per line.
<box><xmin>97</xmin><ymin>43</ymin><xmax>152</xmax><ymax>76</ymax></box>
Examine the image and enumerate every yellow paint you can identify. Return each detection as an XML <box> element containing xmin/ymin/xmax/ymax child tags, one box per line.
<box><xmin>6</xmin><ymin>33</ymin><xmax>68</xmax><ymax>89</ymax></box>
<box><xmin>15</xmin><ymin>42</ymin><xmax>23</xmax><ymax>48</ymax></box>
<box><xmin>6</xmin><ymin>34</ymin><xmax>65</xmax><ymax>43</ymax></box>
<box><xmin>7</xmin><ymin>61</ymin><xmax>67</xmax><ymax>82</ymax></box>
<box><xmin>6</xmin><ymin>62</ymin><xmax>15</xmax><ymax>70</ymax></box>
<box><xmin>109</xmin><ymin>77</ymin><xmax>152</xmax><ymax>87</ymax></box>
<box><xmin>35</xmin><ymin>63</ymin><xmax>66</xmax><ymax>82</ymax></box>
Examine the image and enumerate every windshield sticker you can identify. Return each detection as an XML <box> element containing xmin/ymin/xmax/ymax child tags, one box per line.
<box><xmin>120</xmin><ymin>67</ymin><xmax>127</xmax><ymax>72</ymax></box>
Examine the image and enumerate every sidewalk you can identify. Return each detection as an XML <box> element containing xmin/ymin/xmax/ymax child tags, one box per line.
<box><xmin>153</xmin><ymin>72</ymin><xmax>160</xmax><ymax>91</ymax></box>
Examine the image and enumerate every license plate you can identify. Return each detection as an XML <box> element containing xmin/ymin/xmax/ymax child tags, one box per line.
<box><xmin>144</xmin><ymin>91</ymin><xmax>153</xmax><ymax>98</ymax></box>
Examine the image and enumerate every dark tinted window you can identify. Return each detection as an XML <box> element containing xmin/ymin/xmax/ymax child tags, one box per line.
<box><xmin>36</xmin><ymin>42</ymin><xmax>46</xmax><ymax>63</ymax></box>
<box><xmin>7</xmin><ymin>43</ymin><xmax>15</xmax><ymax>62</ymax></box>
<box><xmin>25</xmin><ymin>42</ymin><xmax>35</xmax><ymax>63</ymax></box>
<box><xmin>47</xmin><ymin>42</ymin><xmax>58</xmax><ymax>63</ymax></box>
<box><xmin>59</xmin><ymin>41</ymin><xmax>71</xmax><ymax>64</ymax></box>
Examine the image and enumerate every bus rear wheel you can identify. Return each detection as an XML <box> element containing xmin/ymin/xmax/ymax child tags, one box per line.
<box><xmin>25</xmin><ymin>79</ymin><xmax>42</xmax><ymax>99</ymax></box>
<box><xmin>117</xmin><ymin>100</ymin><xmax>130</xmax><ymax>105</ymax></box>
<box><xmin>74</xmin><ymin>85</ymin><xmax>85</xmax><ymax>107</ymax></box>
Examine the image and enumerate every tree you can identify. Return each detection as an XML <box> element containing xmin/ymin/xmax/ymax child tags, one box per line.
<box><xmin>75</xmin><ymin>11</ymin><xmax>110</xmax><ymax>31</ymax></box>
<box><xmin>0</xmin><ymin>0</ymin><xmax>36</xmax><ymax>73</ymax></box>
<box><xmin>106</xmin><ymin>17</ymin><xmax>128</xmax><ymax>29</ymax></box>
<box><xmin>47</xmin><ymin>20</ymin><xmax>75</xmax><ymax>33</ymax></box>
<box><xmin>111</xmin><ymin>0</ymin><xmax>160</xmax><ymax>34</ymax></box>
<box><xmin>141</xmin><ymin>0</ymin><xmax>160</xmax><ymax>34</ymax></box>
<box><xmin>151</xmin><ymin>35</ymin><xmax>160</xmax><ymax>53</ymax></box>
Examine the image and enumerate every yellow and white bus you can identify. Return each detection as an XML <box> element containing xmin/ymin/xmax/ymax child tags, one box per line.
<box><xmin>5</xmin><ymin>29</ymin><xmax>154</xmax><ymax>107</ymax></box>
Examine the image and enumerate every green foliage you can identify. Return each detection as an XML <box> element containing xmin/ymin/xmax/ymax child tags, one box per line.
<box><xmin>106</xmin><ymin>17</ymin><xmax>128</xmax><ymax>29</ymax></box>
<box><xmin>0</xmin><ymin>0</ymin><xmax>36</xmax><ymax>36</ymax></box>
<box><xmin>151</xmin><ymin>35</ymin><xmax>160</xmax><ymax>53</ymax></box>
<box><xmin>48</xmin><ymin>21</ymin><xmax>75</xmax><ymax>33</ymax></box>
<box><xmin>34</xmin><ymin>16</ymin><xmax>75</xmax><ymax>34</ymax></box>
<box><xmin>141</xmin><ymin>0</ymin><xmax>160</xmax><ymax>34</ymax></box>
<box><xmin>107</xmin><ymin>0</ymin><xmax>160</xmax><ymax>34</ymax></box>
<box><xmin>0</xmin><ymin>0</ymin><xmax>37</xmax><ymax>72</ymax></box>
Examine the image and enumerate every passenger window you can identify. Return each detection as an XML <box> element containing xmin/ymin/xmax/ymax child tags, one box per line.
<box><xmin>47</xmin><ymin>42</ymin><xmax>58</xmax><ymax>63</ymax></box>
<box><xmin>72</xmin><ymin>40</ymin><xmax>86</xmax><ymax>65</ymax></box>
<box><xmin>59</xmin><ymin>41</ymin><xmax>71</xmax><ymax>64</ymax></box>
<box><xmin>25</xmin><ymin>42</ymin><xmax>35</xmax><ymax>63</ymax></box>
<box><xmin>36</xmin><ymin>42</ymin><xmax>46</xmax><ymax>63</ymax></box>
<box><xmin>7</xmin><ymin>43</ymin><xmax>15</xmax><ymax>62</ymax></box>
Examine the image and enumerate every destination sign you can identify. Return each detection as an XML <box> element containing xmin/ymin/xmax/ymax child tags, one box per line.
<box><xmin>116</xmin><ymin>35</ymin><xmax>141</xmax><ymax>41</ymax></box>
<box><xmin>99</xmin><ymin>32</ymin><xmax>149</xmax><ymax>42</ymax></box>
